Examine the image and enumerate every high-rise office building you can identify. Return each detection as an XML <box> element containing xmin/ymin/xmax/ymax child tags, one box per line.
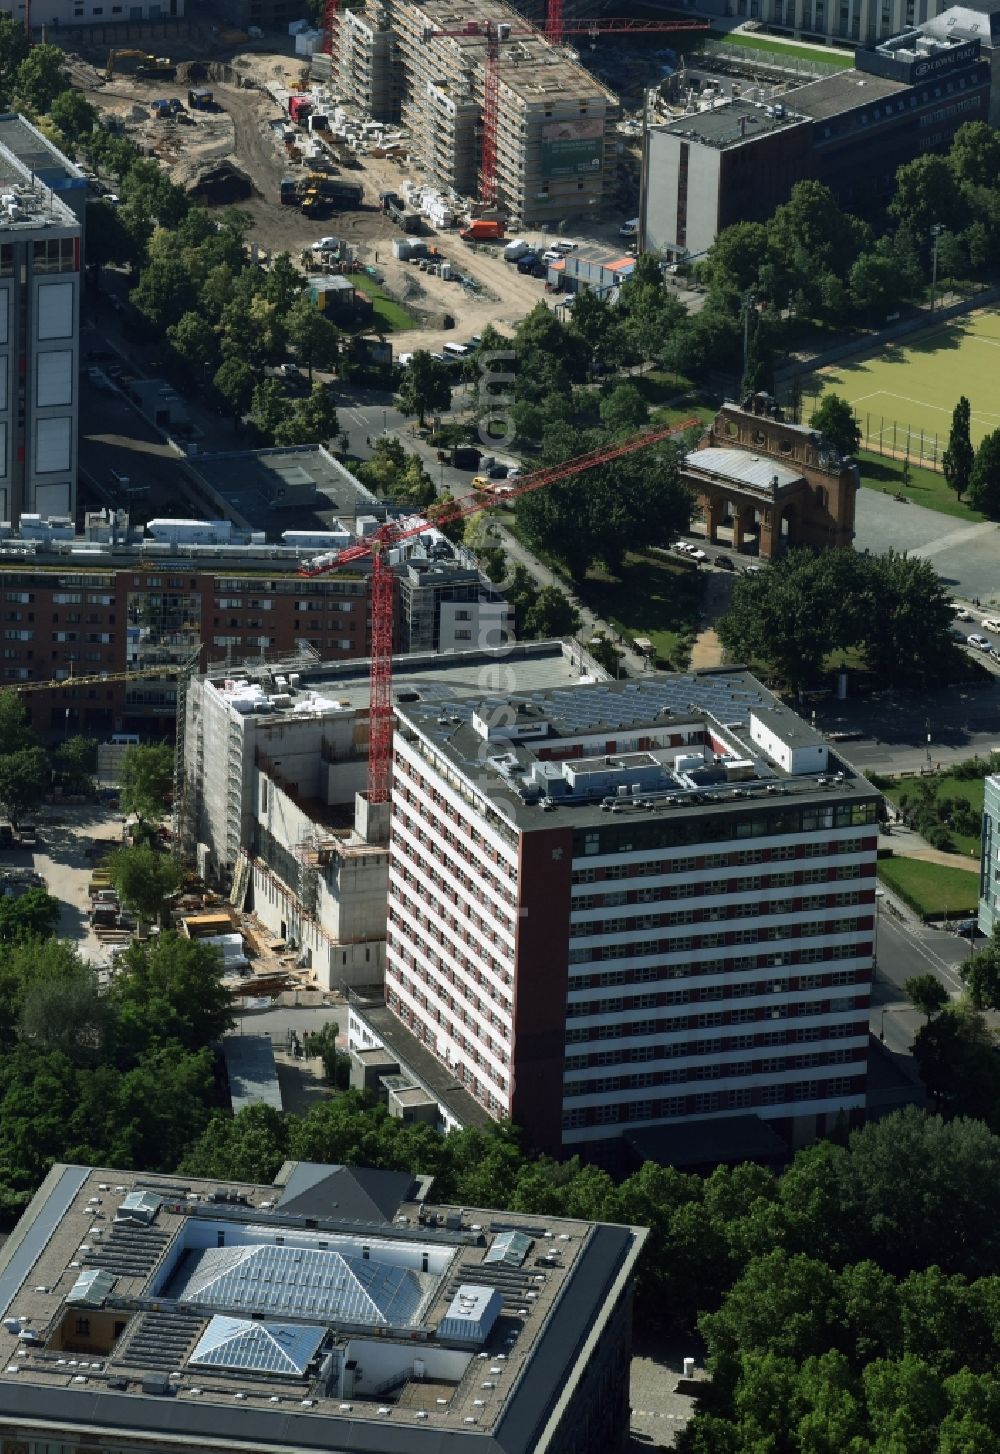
<box><xmin>384</xmin><ymin>670</ymin><xmax>880</xmax><ymax>1155</ymax></box>
<box><xmin>0</xmin><ymin>123</ymin><xmax>81</xmax><ymax>523</ymax></box>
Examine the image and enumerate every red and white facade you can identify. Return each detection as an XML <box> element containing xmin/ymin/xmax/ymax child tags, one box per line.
<box><xmin>384</xmin><ymin>675</ymin><xmax>881</xmax><ymax>1154</ymax></box>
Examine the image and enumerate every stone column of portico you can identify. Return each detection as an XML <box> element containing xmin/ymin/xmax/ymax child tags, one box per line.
<box><xmin>759</xmin><ymin>508</ymin><xmax>776</xmax><ymax>560</ymax></box>
<box><xmin>703</xmin><ymin>492</ymin><xmax>723</xmax><ymax>544</ymax></box>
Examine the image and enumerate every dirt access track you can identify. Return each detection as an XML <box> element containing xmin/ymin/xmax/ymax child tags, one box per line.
<box><xmin>71</xmin><ymin>45</ymin><xmax>555</xmax><ymax>351</ymax></box>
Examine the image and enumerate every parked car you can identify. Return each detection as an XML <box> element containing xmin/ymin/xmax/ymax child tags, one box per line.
<box><xmin>689</xmin><ymin>547</ymin><xmax>707</xmax><ymax>561</ymax></box>
<box><xmin>951</xmin><ymin>602</ymin><xmax>973</xmax><ymax>620</ymax></box>
<box><xmin>955</xmin><ymin>919</ymin><xmax>981</xmax><ymax>938</ymax></box>
<box><xmin>983</xmin><ymin>617</ymin><xmax>1000</xmax><ymax>633</ymax></box>
<box><xmin>715</xmin><ymin>555</ymin><xmax>735</xmax><ymax>571</ymax></box>
<box><xmin>673</xmin><ymin>540</ymin><xmax>690</xmax><ymax>554</ymax></box>
<box><xmin>968</xmin><ymin>634</ymin><xmax>992</xmax><ymax>650</ymax></box>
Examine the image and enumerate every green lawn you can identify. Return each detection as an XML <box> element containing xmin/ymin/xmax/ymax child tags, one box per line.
<box><xmin>879</xmin><ymin>771</ymin><xmax>987</xmax><ymax>857</ymax></box>
<box><xmin>806</xmin><ymin>309</ymin><xmax>1000</xmax><ymax>460</ymax></box>
<box><xmin>857</xmin><ymin>451</ymin><xmax>984</xmax><ymax>522</ymax></box>
<box><xmin>580</xmin><ymin>551</ymin><xmax>703</xmax><ymax>667</ymax></box>
<box><xmin>649</xmin><ymin>401</ymin><xmax>716</xmax><ymax>431</ymax></box>
<box><xmin>710</xmin><ymin>31</ymin><xmax>851</xmax><ymax>66</ymax></box>
<box><xmin>633</xmin><ymin>371</ymin><xmax>697</xmax><ymax>405</ymax></box>
<box><xmin>346</xmin><ymin>274</ymin><xmax>416</xmax><ymax>332</ymax></box>
<box><xmin>877</xmin><ymin>856</ymin><xmax>979</xmax><ymax>920</ymax></box>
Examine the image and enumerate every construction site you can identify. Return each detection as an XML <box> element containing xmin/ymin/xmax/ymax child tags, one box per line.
<box><xmin>51</xmin><ymin>6</ymin><xmax>695</xmax><ymax>349</ymax></box>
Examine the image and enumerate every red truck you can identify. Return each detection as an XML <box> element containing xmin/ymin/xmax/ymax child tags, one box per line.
<box><xmin>289</xmin><ymin>94</ymin><xmax>313</xmax><ymax>126</ymax></box>
<box><xmin>460</xmin><ymin>219</ymin><xmax>505</xmax><ymax>242</ymax></box>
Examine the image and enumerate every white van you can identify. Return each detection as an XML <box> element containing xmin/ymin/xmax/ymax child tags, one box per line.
<box><xmin>442</xmin><ymin>342</ymin><xmax>470</xmax><ymax>359</ymax></box>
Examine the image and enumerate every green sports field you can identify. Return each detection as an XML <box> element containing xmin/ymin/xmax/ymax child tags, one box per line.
<box><xmin>805</xmin><ymin>308</ymin><xmax>1000</xmax><ymax>460</ymax></box>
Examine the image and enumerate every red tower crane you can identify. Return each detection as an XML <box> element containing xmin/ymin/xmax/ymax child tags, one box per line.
<box><xmin>298</xmin><ymin>417</ymin><xmax>700</xmax><ymax>804</ymax></box>
<box><xmin>423</xmin><ymin>15</ymin><xmax>708</xmax><ymax>207</ymax></box>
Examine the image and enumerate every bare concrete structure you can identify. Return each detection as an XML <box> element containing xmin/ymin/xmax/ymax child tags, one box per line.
<box><xmin>335</xmin><ymin>0</ymin><xmax>619</xmax><ymax>225</ymax></box>
<box><xmin>183</xmin><ymin>641</ymin><xmax>604</xmax><ymax>992</ymax></box>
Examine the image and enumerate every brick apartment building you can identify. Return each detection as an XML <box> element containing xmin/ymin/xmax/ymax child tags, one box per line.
<box><xmin>383</xmin><ymin>671</ymin><xmax>880</xmax><ymax>1158</ymax></box>
<box><xmin>2</xmin><ymin>556</ymin><xmax>370</xmax><ymax>736</ymax></box>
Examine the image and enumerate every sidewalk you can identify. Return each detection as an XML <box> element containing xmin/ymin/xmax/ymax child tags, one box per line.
<box><xmin>883</xmin><ymin>821</ymin><xmax>980</xmax><ymax>873</ymax></box>
<box><xmin>400</xmin><ymin>429</ymin><xmax>651</xmax><ymax>677</ymax></box>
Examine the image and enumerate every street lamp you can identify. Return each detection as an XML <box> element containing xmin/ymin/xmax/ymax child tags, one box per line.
<box><xmin>930</xmin><ymin>225</ymin><xmax>943</xmax><ymax>314</ymax></box>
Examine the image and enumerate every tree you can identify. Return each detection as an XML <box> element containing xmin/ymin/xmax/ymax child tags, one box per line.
<box><xmin>14</xmin><ymin>43</ymin><xmax>66</xmax><ymax>112</ymax></box>
<box><xmin>396</xmin><ymin>350</ymin><xmax>452</xmax><ymax>427</ymax></box>
<box><xmin>287</xmin><ymin>294</ymin><xmax>340</xmax><ymax>380</ymax></box>
<box><xmin>949</xmin><ymin>121</ymin><xmax>1000</xmax><ymax>189</ymax></box>
<box><xmin>213</xmin><ymin>356</ymin><xmax>255</xmax><ymax>426</ymax></box>
<box><xmin>912</xmin><ymin>1002</ymin><xmax>1000</xmax><ymax>1124</ymax></box>
<box><xmin>961</xmin><ymin>927</ymin><xmax>1000</xmax><ymax>1010</ymax></box>
<box><xmin>55</xmin><ymin>734</ymin><xmax>97</xmax><ymax>793</ymax></box>
<box><xmin>943</xmin><ymin>396</ymin><xmax>975</xmax><ymax>502</ymax></box>
<box><xmin>18</xmin><ymin>955</ymin><xmax>106</xmax><ymax>1064</ymax></box>
<box><xmin>0</xmin><ymin>746</ymin><xmax>49</xmax><ymax>818</ymax></box>
<box><xmin>107</xmin><ymin>845</ymin><xmax>183</xmax><ymax>926</ymax></box>
<box><xmin>167</xmin><ymin>310</ymin><xmax>219</xmax><ymax>377</ymax></box>
<box><xmin>275</xmin><ymin>383</ymin><xmax>339</xmax><ymax>446</ymax></box>
<box><xmin>740</xmin><ymin>307</ymin><xmax>774</xmax><ymax>395</ymax></box>
<box><xmin>598</xmin><ymin>382</ymin><xmax>648</xmax><ymax>436</ymax></box>
<box><xmin>179</xmin><ymin>1104</ymin><xmax>290</xmax><ymax>1183</ymax></box>
<box><xmin>249</xmin><ymin>377</ymin><xmax>293</xmax><ymax>442</ymax></box>
<box><xmin>904</xmin><ymin>973</ymin><xmax>949</xmax><ymax>1021</ymax></box>
<box><xmin>811</xmin><ymin>393</ymin><xmax>861</xmax><ymax>458</ymax></box>
<box><xmin>308</xmin><ymin>1020</ymin><xmax>350</xmax><ymax>1088</ymax></box>
<box><xmin>522</xmin><ymin>585</ymin><xmax>581</xmax><ymax>639</ymax></box>
<box><xmin>119</xmin><ymin>743</ymin><xmax>173</xmax><ymax>822</ymax></box>
<box><xmin>110</xmin><ymin>931</ymin><xmax>233</xmax><ymax>1055</ymax></box>
<box><xmin>892</xmin><ymin>154</ymin><xmax>966</xmax><ymax>235</ymax></box>
<box><xmin>48</xmin><ymin>89</ymin><xmax>97</xmax><ymax>146</ymax></box>
<box><xmin>130</xmin><ymin>253</ymin><xmax>198</xmax><ymax>332</ymax></box>
<box><xmin>0</xmin><ymin>691</ymin><xmax>37</xmax><ymax>756</ymax></box>
<box><xmin>969</xmin><ymin>429</ymin><xmax>1000</xmax><ymax>518</ymax></box>
<box><xmin>0</xmin><ymin>16</ymin><xmax>30</xmax><ymax>105</ymax></box>
<box><xmin>0</xmin><ymin>888</ymin><xmax>60</xmax><ymax>943</ymax></box>
<box><xmin>84</xmin><ymin>197</ymin><xmax>138</xmax><ymax>274</ymax></box>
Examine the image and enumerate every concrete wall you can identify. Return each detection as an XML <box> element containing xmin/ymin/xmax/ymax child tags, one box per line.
<box><xmin>644</xmin><ymin>129</ymin><xmax>722</xmax><ymax>259</ymax></box>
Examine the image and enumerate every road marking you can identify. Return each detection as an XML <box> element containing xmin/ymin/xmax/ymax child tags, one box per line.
<box><xmin>909</xmin><ymin>521</ymin><xmax>998</xmax><ymax>559</ymax></box>
<box><xmin>883</xmin><ymin>914</ymin><xmax>965</xmax><ymax>992</ymax></box>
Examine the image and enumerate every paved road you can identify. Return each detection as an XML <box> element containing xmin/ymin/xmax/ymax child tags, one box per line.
<box><xmin>856</xmin><ymin>486</ymin><xmax>1000</xmax><ymax>606</ymax></box>
<box><xmin>870</xmin><ymin>896</ymin><xmax>971</xmax><ymax>1054</ymax></box>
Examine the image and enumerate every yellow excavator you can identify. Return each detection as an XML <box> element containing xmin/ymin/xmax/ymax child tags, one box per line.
<box><xmin>105</xmin><ymin>49</ymin><xmax>176</xmax><ymax>82</ymax></box>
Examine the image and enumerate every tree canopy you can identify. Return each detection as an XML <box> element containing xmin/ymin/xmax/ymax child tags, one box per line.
<box><xmin>718</xmin><ymin>548</ymin><xmax>958</xmax><ymax>689</ymax></box>
<box><xmin>118</xmin><ymin>743</ymin><xmax>173</xmax><ymax>822</ymax></box>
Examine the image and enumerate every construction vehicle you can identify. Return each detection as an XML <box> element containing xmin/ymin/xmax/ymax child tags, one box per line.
<box><xmin>300</xmin><ymin>176</ymin><xmax>363</xmax><ymax>215</ymax></box>
<box><xmin>381</xmin><ymin>191</ymin><xmax>421</xmax><ymax>231</ymax></box>
<box><xmin>298</xmin><ymin>416</ymin><xmax>699</xmax><ymax>803</ymax></box>
<box><xmin>289</xmin><ymin>94</ymin><xmax>313</xmax><ymax>126</ymax></box>
<box><xmin>106</xmin><ymin>50</ymin><xmax>176</xmax><ymax>82</ymax></box>
<box><xmin>188</xmin><ymin>88</ymin><xmax>215</xmax><ymax>111</ymax></box>
<box><xmin>460</xmin><ymin>218</ymin><xmax>504</xmax><ymax>243</ymax></box>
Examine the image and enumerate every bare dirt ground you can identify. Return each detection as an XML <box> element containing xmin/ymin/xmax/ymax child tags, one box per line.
<box><xmin>71</xmin><ymin>42</ymin><xmax>633</xmax><ymax>350</ymax></box>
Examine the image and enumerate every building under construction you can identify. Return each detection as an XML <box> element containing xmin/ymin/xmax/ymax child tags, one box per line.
<box><xmin>332</xmin><ymin>0</ymin><xmax>619</xmax><ymax>225</ymax></box>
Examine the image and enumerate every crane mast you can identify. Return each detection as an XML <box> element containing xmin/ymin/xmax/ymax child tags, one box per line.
<box><xmin>300</xmin><ymin>418</ymin><xmax>701</xmax><ymax>804</ymax></box>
